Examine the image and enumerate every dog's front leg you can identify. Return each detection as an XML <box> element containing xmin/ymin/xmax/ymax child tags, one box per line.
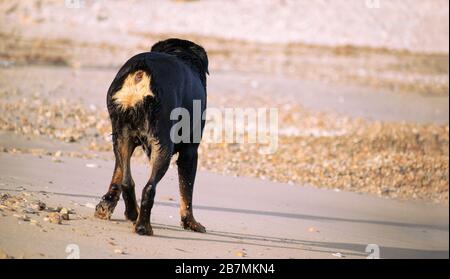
<box><xmin>134</xmin><ymin>143</ymin><xmax>172</xmax><ymax>235</ymax></box>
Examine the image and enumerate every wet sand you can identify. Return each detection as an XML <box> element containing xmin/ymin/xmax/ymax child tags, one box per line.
<box><xmin>0</xmin><ymin>150</ymin><xmax>448</xmax><ymax>259</ymax></box>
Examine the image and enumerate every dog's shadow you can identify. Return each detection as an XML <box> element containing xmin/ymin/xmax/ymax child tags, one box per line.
<box><xmin>150</xmin><ymin>221</ymin><xmax>448</xmax><ymax>259</ymax></box>
<box><xmin>150</xmin><ymin>200</ymin><xmax>448</xmax><ymax>259</ymax></box>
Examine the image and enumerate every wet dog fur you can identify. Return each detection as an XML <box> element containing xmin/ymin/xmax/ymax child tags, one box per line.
<box><xmin>94</xmin><ymin>38</ymin><xmax>208</xmax><ymax>235</ymax></box>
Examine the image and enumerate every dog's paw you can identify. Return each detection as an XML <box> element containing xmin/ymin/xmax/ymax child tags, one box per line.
<box><xmin>134</xmin><ymin>223</ymin><xmax>153</xmax><ymax>236</ymax></box>
<box><xmin>124</xmin><ymin>207</ymin><xmax>139</xmax><ymax>223</ymax></box>
<box><xmin>182</xmin><ymin>219</ymin><xmax>206</xmax><ymax>233</ymax></box>
<box><xmin>94</xmin><ymin>197</ymin><xmax>117</xmax><ymax>220</ymax></box>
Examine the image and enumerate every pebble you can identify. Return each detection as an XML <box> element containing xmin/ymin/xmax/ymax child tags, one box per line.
<box><xmin>308</xmin><ymin>227</ymin><xmax>320</xmax><ymax>233</ymax></box>
<box><xmin>13</xmin><ymin>214</ymin><xmax>30</xmax><ymax>221</ymax></box>
<box><xmin>59</xmin><ymin>208</ymin><xmax>70</xmax><ymax>220</ymax></box>
<box><xmin>46</xmin><ymin>212</ymin><xmax>62</xmax><ymax>224</ymax></box>
<box><xmin>0</xmin><ymin>193</ymin><xmax>11</xmax><ymax>201</ymax></box>
<box><xmin>51</xmin><ymin>157</ymin><xmax>63</xmax><ymax>163</ymax></box>
<box><xmin>31</xmin><ymin>201</ymin><xmax>46</xmax><ymax>211</ymax></box>
<box><xmin>24</xmin><ymin>207</ymin><xmax>37</xmax><ymax>214</ymax></box>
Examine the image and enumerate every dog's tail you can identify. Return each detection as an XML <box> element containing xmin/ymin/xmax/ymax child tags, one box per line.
<box><xmin>150</xmin><ymin>38</ymin><xmax>209</xmax><ymax>77</ymax></box>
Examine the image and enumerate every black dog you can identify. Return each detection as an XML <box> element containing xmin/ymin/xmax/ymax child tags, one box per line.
<box><xmin>94</xmin><ymin>38</ymin><xmax>208</xmax><ymax>236</ymax></box>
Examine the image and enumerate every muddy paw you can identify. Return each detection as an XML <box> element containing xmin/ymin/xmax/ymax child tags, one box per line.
<box><xmin>134</xmin><ymin>223</ymin><xmax>153</xmax><ymax>236</ymax></box>
<box><xmin>182</xmin><ymin>219</ymin><xmax>206</xmax><ymax>233</ymax></box>
<box><xmin>94</xmin><ymin>198</ymin><xmax>117</xmax><ymax>220</ymax></box>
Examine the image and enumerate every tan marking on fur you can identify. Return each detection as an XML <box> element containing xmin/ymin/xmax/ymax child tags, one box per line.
<box><xmin>111</xmin><ymin>166</ymin><xmax>123</xmax><ymax>185</ymax></box>
<box><xmin>113</xmin><ymin>70</ymin><xmax>153</xmax><ymax>110</ymax></box>
<box><xmin>180</xmin><ymin>197</ymin><xmax>189</xmax><ymax>218</ymax></box>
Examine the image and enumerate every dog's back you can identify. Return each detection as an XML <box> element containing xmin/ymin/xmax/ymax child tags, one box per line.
<box><xmin>106</xmin><ymin>39</ymin><xmax>208</xmax><ymax>131</ymax></box>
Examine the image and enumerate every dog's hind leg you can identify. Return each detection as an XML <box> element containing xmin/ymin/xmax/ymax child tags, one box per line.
<box><xmin>95</xmin><ymin>131</ymin><xmax>138</xmax><ymax>221</ymax></box>
<box><xmin>177</xmin><ymin>146</ymin><xmax>206</xmax><ymax>233</ymax></box>
<box><xmin>119</xmin><ymin>135</ymin><xmax>140</xmax><ymax>222</ymax></box>
<box><xmin>134</xmin><ymin>142</ymin><xmax>172</xmax><ymax>235</ymax></box>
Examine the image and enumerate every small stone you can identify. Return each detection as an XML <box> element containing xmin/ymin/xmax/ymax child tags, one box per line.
<box><xmin>0</xmin><ymin>193</ymin><xmax>11</xmax><ymax>201</ymax></box>
<box><xmin>32</xmin><ymin>201</ymin><xmax>46</xmax><ymax>211</ymax></box>
<box><xmin>235</xmin><ymin>250</ymin><xmax>247</xmax><ymax>257</ymax></box>
<box><xmin>59</xmin><ymin>208</ymin><xmax>70</xmax><ymax>220</ymax></box>
<box><xmin>114</xmin><ymin>249</ymin><xmax>125</xmax><ymax>255</ymax></box>
<box><xmin>24</xmin><ymin>207</ymin><xmax>36</xmax><ymax>214</ymax></box>
<box><xmin>47</xmin><ymin>212</ymin><xmax>62</xmax><ymax>224</ymax></box>
<box><xmin>47</xmin><ymin>206</ymin><xmax>61</xmax><ymax>212</ymax></box>
<box><xmin>51</xmin><ymin>157</ymin><xmax>62</xmax><ymax>163</ymax></box>
<box><xmin>308</xmin><ymin>227</ymin><xmax>320</xmax><ymax>233</ymax></box>
<box><xmin>13</xmin><ymin>214</ymin><xmax>30</xmax><ymax>221</ymax></box>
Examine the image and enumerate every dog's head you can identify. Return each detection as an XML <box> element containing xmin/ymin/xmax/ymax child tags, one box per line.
<box><xmin>151</xmin><ymin>38</ymin><xmax>209</xmax><ymax>78</ymax></box>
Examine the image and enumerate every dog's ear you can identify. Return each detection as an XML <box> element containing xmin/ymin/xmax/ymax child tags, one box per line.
<box><xmin>189</xmin><ymin>44</ymin><xmax>209</xmax><ymax>75</ymax></box>
<box><xmin>151</xmin><ymin>38</ymin><xmax>209</xmax><ymax>75</ymax></box>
